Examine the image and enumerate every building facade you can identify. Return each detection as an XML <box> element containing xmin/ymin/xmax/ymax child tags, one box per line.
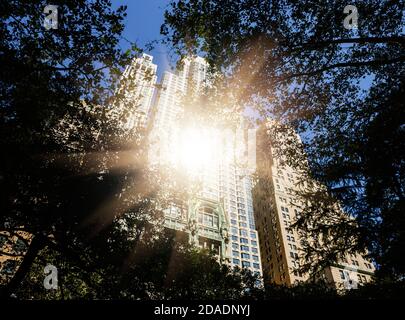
<box><xmin>118</xmin><ymin>53</ymin><xmax>157</xmax><ymax>129</ymax></box>
<box><xmin>253</xmin><ymin>123</ymin><xmax>375</xmax><ymax>288</ymax></box>
<box><xmin>148</xmin><ymin>55</ymin><xmax>262</xmax><ymax>275</ymax></box>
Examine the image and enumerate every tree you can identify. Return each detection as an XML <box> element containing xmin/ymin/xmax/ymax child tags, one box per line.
<box><xmin>0</xmin><ymin>1</ymin><xmax>263</xmax><ymax>300</ymax></box>
<box><xmin>9</xmin><ymin>227</ymin><xmax>263</xmax><ymax>299</ymax></box>
<box><xmin>0</xmin><ymin>0</ymin><xmax>162</xmax><ymax>298</ymax></box>
<box><xmin>161</xmin><ymin>0</ymin><xmax>405</xmax><ymax>279</ymax></box>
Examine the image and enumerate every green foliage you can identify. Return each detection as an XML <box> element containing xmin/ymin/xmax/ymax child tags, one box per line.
<box><xmin>11</xmin><ymin>229</ymin><xmax>263</xmax><ymax>300</ymax></box>
<box><xmin>161</xmin><ymin>0</ymin><xmax>405</xmax><ymax>280</ymax></box>
<box><xmin>0</xmin><ymin>0</ymin><xmax>156</xmax><ymax>298</ymax></box>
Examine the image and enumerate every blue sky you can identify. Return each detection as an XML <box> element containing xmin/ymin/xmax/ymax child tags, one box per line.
<box><xmin>113</xmin><ymin>0</ymin><xmax>175</xmax><ymax>80</ymax></box>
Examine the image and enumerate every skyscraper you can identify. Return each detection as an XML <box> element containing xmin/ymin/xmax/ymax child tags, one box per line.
<box><xmin>253</xmin><ymin>122</ymin><xmax>375</xmax><ymax>288</ymax></box>
<box><xmin>118</xmin><ymin>53</ymin><xmax>157</xmax><ymax>129</ymax></box>
<box><xmin>148</xmin><ymin>55</ymin><xmax>263</xmax><ymax>275</ymax></box>
<box><xmin>151</xmin><ymin>56</ymin><xmax>208</xmax><ymax>133</ymax></box>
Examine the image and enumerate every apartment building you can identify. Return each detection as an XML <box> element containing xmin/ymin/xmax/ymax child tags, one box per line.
<box><xmin>118</xmin><ymin>53</ymin><xmax>157</xmax><ymax>129</ymax></box>
<box><xmin>253</xmin><ymin>123</ymin><xmax>374</xmax><ymax>288</ymax></box>
<box><xmin>147</xmin><ymin>55</ymin><xmax>262</xmax><ymax>274</ymax></box>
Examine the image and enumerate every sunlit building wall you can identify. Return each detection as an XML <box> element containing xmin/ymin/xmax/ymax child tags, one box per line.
<box><xmin>152</xmin><ymin>56</ymin><xmax>208</xmax><ymax>133</ymax></box>
<box><xmin>215</xmin><ymin>121</ymin><xmax>262</xmax><ymax>274</ymax></box>
<box><xmin>148</xmin><ymin>55</ymin><xmax>262</xmax><ymax>275</ymax></box>
<box><xmin>253</xmin><ymin>123</ymin><xmax>375</xmax><ymax>288</ymax></box>
<box><xmin>119</xmin><ymin>53</ymin><xmax>157</xmax><ymax>129</ymax></box>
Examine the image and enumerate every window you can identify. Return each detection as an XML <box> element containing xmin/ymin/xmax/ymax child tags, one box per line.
<box><xmin>240</xmin><ymin>245</ymin><xmax>249</xmax><ymax>251</ymax></box>
<box><xmin>233</xmin><ymin>259</ymin><xmax>240</xmax><ymax>265</ymax></box>
<box><xmin>241</xmin><ymin>253</ymin><xmax>250</xmax><ymax>259</ymax></box>
<box><xmin>232</xmin><ymin>250</ymin><xmax>239</xmax><ymax>257</ymax></box>
<box><xmin>231</xmin><ymin>235</ymin><xmax>238</xmax><ymax>241</ymax></box>
<box><xmin>198</xmin><ymin>206</ymin><xmax>219</xmax><ymax>228</ymax></box>
<box><xmin>252</xmin><ymin>248</ymin><xmax>258</xmax><ymax>253</ymax></box>
<box><xmin>242</xmin><ymin>261</ymin><xmax>251</xmax><ymax>268</ymax></box>
<box><xmin>251</xmin><ymin>240</ymin><xmax>257</xmax><ymax>246</ymax></box>
<box><xmin>231</xmin><ymin>219</ymin><xmax>237</xmax><ymax>225</ymax></box>
<box><xmin>252</xmin><ymin>255</ymin><xmax>259</xmax><ymax>261</ymax></box>
<box><xmin>239</xmin><ymin>215</ymin><xmax>247</xmax><ymax>221</ymax></box>
<box><xmin>14</xmin><ymin>239</ymin><xmax>27</xmax><ymax>254</ymax></box>
<box><xmin>250</xmin><ymin>232</ymin><xmax>257</xmax><ymax>239</ymax></box>
<box><xmin>240</xmin><ymin>230</ymin><xmax>248</xmax><ymax>237</ymax></box>
<box><xmin>166</xmin><ymin>204</ymin><xmax>184</xmax><ymax>219</ymax></box>
<box><xmin>0</xmin><ymin>235</ymin><xmax>7</xmax><ymax>248</ymax></box>
<box><xmin>232</xmin><ymin>243</ymin><xmax>238</xmax><ymax>250</ymax></box>
<box><xmin>339</xmin><ymin>270</ymin><xmax>345</xmax><ymax>280</ymax></box>
<box><xmin>239</xmin><ymin>222</ymin><xmax>247</xmax><ymax>228</ymax></box>
<box><xmin>253</xmin><ymin>263</ymin><xmax>260</xmax><ymax>269</ymax></box>
<box><xmin>2</xmin><ymin>259</ymin><xmax>17</xmax><ymax>274</ymax></box>
<box><xmin>231</xmin><ymin>227</ymin><xmax>238</xmax><ymax>234</ymax></box>
<box><xmin>240</xmin><ymin>238</ymin><xmax>249</xmax><ymax>244</ymax></box>
<box><xmin>279</xmin><ymin>197</ymin><xmax>287</xmax><ymax>203</ymax></box>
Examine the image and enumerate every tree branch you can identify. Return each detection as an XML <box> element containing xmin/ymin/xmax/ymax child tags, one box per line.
<box><xmin>0</xmin><ymin>234</ymin><xmax>47</xmax><ymax>299</ymax></box>
<box><xmin>293</xmin><ymin>36</ymin><xmax>405</xmax><ymax>51</ymax></box>
<box><xmin>277</xmin><ymin>56</ymin><xmax>405</xmax><ymax>83</ymax></box>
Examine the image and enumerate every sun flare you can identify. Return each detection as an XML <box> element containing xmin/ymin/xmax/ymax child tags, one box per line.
<box><xmin>169</xmin><ymin>126</ymin><xmax>219</xmax><ymax>175</ymax></box>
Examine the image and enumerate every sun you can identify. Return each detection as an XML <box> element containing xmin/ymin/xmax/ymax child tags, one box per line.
<box><xmin>169</xmin><ymin>126</ymin><xmax>219</xmax><ymax>175</ymax></box>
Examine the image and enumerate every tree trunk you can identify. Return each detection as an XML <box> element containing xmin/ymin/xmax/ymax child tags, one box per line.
<box><xmin>0</xmin><ymin>233</ymin><xmax>46</xmax><ymax>299</ymax></box>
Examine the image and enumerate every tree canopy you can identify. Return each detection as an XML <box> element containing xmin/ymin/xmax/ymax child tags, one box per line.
<box><xmin>161</xmin><ymin>0</ymin><xmax>405</xmax><ymax>279</ymax></box>
<box><xmin>1</xmin><ymin>0</ymin><xmax>404</xmax><ymax>300</ymax></box>
<box><xmin>0</xmin><ymin>0</ymin><xmax>264</xmax><ymax>300</ymax></box>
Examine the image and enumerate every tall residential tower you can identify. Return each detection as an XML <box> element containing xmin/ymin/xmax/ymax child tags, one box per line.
<box><xmin>148</xmin><ymin>56</ymin><xmax>263</xmax><ymax>275</ymax></box>
<box><xmin>119</xmin><ymin>53</ymin><xmax>157</xmax><ymax>129</ymax></box>
<box><xmin>253</xmin><ymin>123</ymin><xmax>375</xmax><ymax>288</ymax></box>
